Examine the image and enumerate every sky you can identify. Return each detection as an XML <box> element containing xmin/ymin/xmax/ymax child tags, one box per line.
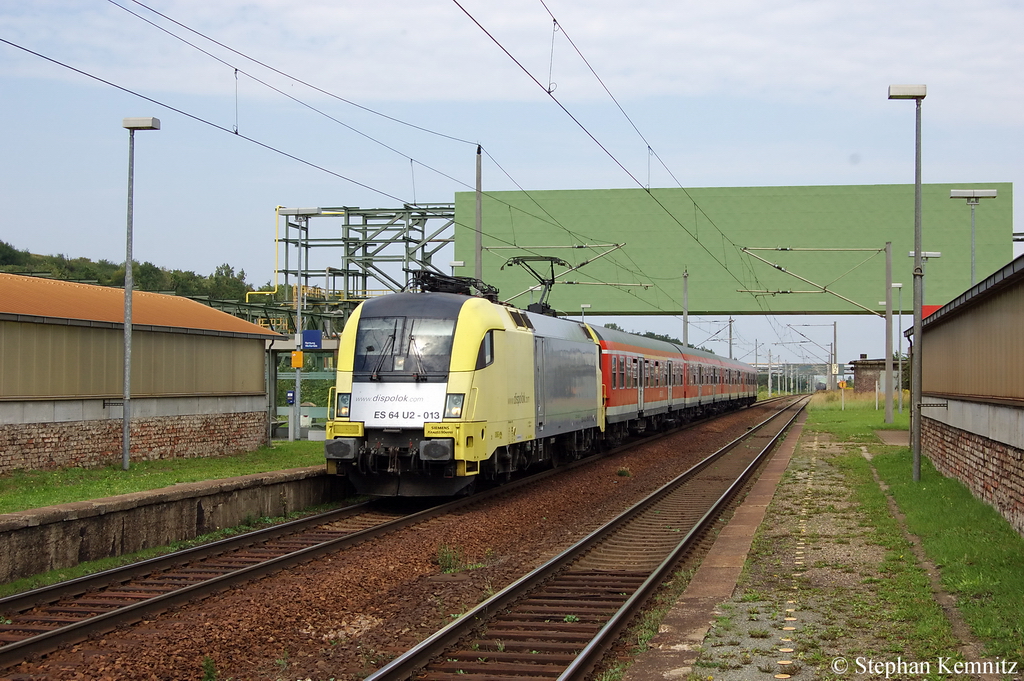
<box><xmin>1</xmin><ymin>0</ymin><xmax>1022</xmax><ymax>372</ymax></box>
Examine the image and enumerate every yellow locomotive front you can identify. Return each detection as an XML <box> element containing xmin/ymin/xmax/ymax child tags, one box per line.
<box><xmin>325</xmin><ymin>291</ymin><xmax>536</xmax><ymax>496</ymax></box>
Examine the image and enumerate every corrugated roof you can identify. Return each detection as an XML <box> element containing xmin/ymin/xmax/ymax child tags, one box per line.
<box><xmin>922</xmin><ymin>253</ymin><xmax>1024</xmax><ymax>333</ymax></box>
<box><xmin>0</xmin><ymin>273</ymin><xmax>283</xmax><ymax>339</ymax></box>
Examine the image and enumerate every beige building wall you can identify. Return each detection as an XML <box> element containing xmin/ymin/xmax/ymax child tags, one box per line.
<box><xmin>922</xmin><ymin>285</ymin><xmax>1024</xmax><ymax>403</ymax></box>
<box><xmin>0</xmin><ymin>321</ymin><xmax>265</xmax><ymax>400</ymax></box>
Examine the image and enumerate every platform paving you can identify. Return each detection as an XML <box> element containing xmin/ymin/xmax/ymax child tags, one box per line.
<box><xmin>622</xmin><ymin>411</ymin><xmax>806</xmax><ymax>681</ymax></box>
<box><xmin>623</xmin><ymin>421</ymin><xmax>1008</xmax><ymax>681</ymax></box>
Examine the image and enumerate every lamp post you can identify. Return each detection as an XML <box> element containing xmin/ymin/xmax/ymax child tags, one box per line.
<box><xmin>580</xmin><ymin>303</ymin><xmax>591</xmax><ymax>324</ymax></box>
<box><xmin>950</xmin><ymin>189</ymin><xmax>997</xmax><ymax>285</ymax></box>
<box><xmin>893</xmin><ymin>282</ymin><xmax>904</xmax><ymax>413</ymax></box>
<box><xmin>889</xmin><ymin>83</ymin><xmax>926</xmax><ymax>482</ymax></box>
<box><xmin>121</xmin><ymin>117</ymin><xmax>160</xmax><ymax>471</ymax></box>
<box><xmin>884</xmin><ymin>242</ymin><xmax>893</xmax><ymax>423</ymax></box>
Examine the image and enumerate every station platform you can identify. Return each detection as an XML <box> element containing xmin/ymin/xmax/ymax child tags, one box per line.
<box><xmin>622</xmin><ymin>414</ymin><xmax>1005</xmax><ymax>681</ymax></box>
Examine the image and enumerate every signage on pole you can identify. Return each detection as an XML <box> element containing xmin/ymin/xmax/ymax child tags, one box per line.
<box><xmin>302</xmin><ymin>330</ymin><xmax>323</xmax><ymax>350</ymax></box>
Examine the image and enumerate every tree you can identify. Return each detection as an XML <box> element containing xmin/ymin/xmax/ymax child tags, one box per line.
<box><xmin>0</xmin><ymin>240</ymin><xmax>30</xmax><ymax>266</ymax></box>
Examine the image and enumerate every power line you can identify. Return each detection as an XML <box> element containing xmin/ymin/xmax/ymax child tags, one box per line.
<box><xmin>123</xmin><ymin>0</ymin><xmax>477</xmax><ymax>146</ymax></box>
<box><xmin>110</xmin><ymin>0</ymin><xmax>659</xmax><ymax>297</ymax></box>
<box><xmin>454</xmin><ymin>0</ymin><xmax>787</xmax><ymax>342</ymax></box>
<box><xmin>0</xmin><ymin>36</ymin><xmax>409</xmax><ymax>205</ymax></box>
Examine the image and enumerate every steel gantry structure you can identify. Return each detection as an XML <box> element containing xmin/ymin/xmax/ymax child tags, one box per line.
<box><xmin>238</xmin><ymin>203</ymin><xmax>456</xmax><ymax>336</ymax></box>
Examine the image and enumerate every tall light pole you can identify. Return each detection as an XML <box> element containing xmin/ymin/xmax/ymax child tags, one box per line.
<box><xmin>580</xmin><ymin>303</ymin><xmax>591</xmax><ymax>324</ymax></box>
<box><xmin>894</xmin><ymin>282</ymin><xmax>904</xmax><ymax>413</ymax></box>
<box><xmin>950</xmin><ymin>189</ymin><xmax>997</xmax><ymax>285</ymax></box>
<box><xmin>884</xmin><ymin>242</ymin><xmax>893</xmax><ymax>423</ymax></box>
<box><xmin>121</xmin><ymin>117</ymin><xmax>160</xmax><ymax>471</ymax></box>
<box><xmin>889</xmin><ymin>83</ymin><xmax>926</xmax><ymax>481</ymax></box>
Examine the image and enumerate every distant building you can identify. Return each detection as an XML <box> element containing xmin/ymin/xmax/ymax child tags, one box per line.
<box><xmin>916</xmin><ymin>254</ymin><xmax>1024</xmax><ymax>536</ymax></box>
<box><xmin>0</xmin><ymin>274</ymin><xmax>283</xmax><ymax>473</ymax></box>
<box><xmin>849</xmin><ymin>354</ymin><xmax>889</xmax><ymax>393</ymax></box>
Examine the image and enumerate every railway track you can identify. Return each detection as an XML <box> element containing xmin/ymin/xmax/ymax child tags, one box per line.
<box><xmin>0</xmin><ymin>398</ymin><xmax>793</xmax><ymax>672</ymax></box>
<box><xmin>365</xmin><ymin>396</ymin><xmax>807</xmax><ymax>681</ymax></box>
<box><xmin>0</xmin><ymin>501</ymin><xmax>421</xmax><ymax>669</ymax></box>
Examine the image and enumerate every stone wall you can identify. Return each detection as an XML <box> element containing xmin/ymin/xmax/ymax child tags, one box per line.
<box><xmin>922</xmin><ymin>415</ymin><xmax>1024</xmax><ymax>536</ymax></box>
<box><xmin>0</xmin><ymin>467</ymin><xmax>338</xmax><ymax>583</ymax></box>
<box><xmin>0</xmin><ymin>411</ymin><xmax>268</xmax><ymax>474</ymax></box>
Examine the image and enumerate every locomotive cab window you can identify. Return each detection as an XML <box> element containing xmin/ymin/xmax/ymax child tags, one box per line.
<box><xmin>475</xmin><ymin>330</ymin><xmax>496</xmax><ymax>369</ymax></box>
<box><xmin>354</xmin><ymin>316</ymin><xmax>456</xmax><ymax>379</ymax></box>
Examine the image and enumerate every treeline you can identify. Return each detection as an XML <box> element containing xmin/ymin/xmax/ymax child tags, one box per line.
<box><xmin>0</xmin><ymin>239</ymin><xmax>255</xmax><ymax>300</ymax></box>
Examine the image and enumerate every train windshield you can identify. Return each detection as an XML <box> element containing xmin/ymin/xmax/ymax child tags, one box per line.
<box><xmin>354</xmin><ymin>316</ymin><xmax>455</xmax><ymax>379</ymax></box>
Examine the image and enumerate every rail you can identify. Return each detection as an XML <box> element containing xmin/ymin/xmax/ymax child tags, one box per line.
<box><xmin>364</xmin><ymin>396</ymin><xmax>807</xmax><ymax>680</ymax></box>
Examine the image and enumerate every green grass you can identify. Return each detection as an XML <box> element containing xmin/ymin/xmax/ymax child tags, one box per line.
<box><xmin>806</xmin><ymin>391</ymin><xmax>910</xmax><ymax>441</ymax></box>
<box><xmin>0</xmin><ymin>441</ymin><xmax>324</xmax><ymax>515</ymax></box>
<box><xmin>872</xmin><ymin>449</ymin><xmax>1024</xmax><ymax>659</ymax></box>
<box><xmin>835</xmin><ymin>453</ymin><xmax>960</xmax><ymax>660</ymax></box>
<box><xmin>806</xmin><ymin>396</ymin><xmax>1024</xmax><ymax>659</ymax></box>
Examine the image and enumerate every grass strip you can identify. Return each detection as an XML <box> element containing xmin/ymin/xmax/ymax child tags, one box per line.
<box><xmin>0</xmin><ymin>441</ymin><xmax>324</xmax><ymax>515</ymax></box>
<box><xmin>835</xmin><ymin>452</ymin><xmax>961</xmax><ymax>660</ymax></box>
<box><xmin>805</xmin><ymin>391</ymin><xmax>910</xmax><ymax>441</ymax></box>
<box><xmin>873</xmin><ymin>449</ymin><xmax>1024</xmax><ymax>659</ymax></box>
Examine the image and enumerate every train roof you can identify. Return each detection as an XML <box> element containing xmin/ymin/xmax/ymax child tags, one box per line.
<box><xmin>358</xmin><ymin>292</ymin><xmax>469</xmax><ymax>319</ymax></box>
<box><xmin>589</xmin><ymin>323</ymin><xmax>753</xmax><ymax>369</ymax></box>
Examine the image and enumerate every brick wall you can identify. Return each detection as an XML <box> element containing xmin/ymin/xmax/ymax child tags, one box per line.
<box><xmin>922</xmin><ymin>416</ymin><xmax>1024</xmax><ymax>536</ymax></box>
<box><xmin>0</xmin><ymin>412</ymin><xmax>268</xmax><ymax>474</ymax></box>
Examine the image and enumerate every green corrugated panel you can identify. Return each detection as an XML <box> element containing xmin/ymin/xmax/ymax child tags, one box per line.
<box><xmin>454</xmin><ymin>183</ymin><xmax>1013</xmax><ymax>315</ymax></box>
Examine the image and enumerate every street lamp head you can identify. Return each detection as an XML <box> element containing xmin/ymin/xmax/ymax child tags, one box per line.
<box><xmin>950</xmin><ymin>189</ymin><xmax>997</xmax><ymax>200</ymax></box>
<box><xmin>580</xmin><ymin>304</ymin><xmax>592</xmax><ymax>310</ymax></box>
<box><xmin>122</xmin><ymin>117</ymin><xmax>160</xmax><ymax>130</ymax></box>
<box><xmin>888</xmin><ymin>84</ymin><xmax>927</xmax><ymax>100</ymax></box>
<box><xmin>279</xmin><ymin>207</ymin><xmax>322</xmax><ymax>216</ymax></box>
<box><xmin>892</xmin><ymin>282</ymin><xmax>903</xmax><ymax>288</ymax></box>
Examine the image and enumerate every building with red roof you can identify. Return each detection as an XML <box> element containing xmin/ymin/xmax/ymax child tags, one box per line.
<box><xmin>0</xmin><ymin>274</ymin><xmax>283</xmax><ymax>472</ymax></box>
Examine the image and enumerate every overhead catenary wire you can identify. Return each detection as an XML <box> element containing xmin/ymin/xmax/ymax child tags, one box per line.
<box><xmin>1</xmin><ymin>34</ymin><xmax>660</xmax><ymax>314</ymax></box>
<box><xmin>123</xmin><ymin>0</ymin><xmax>766</xmax><ymax>323</ymax></box>
<box><xmin>0</xmin><ymin>37</ymin><xmax>408</xmax><ymax>205</ymax></box>
<box><xmin>109</xmin><ymin>0</ymin><xmax>661</xmax><ymax>296</ymax></box>
<box><xmin>456</xmin><ymin>0</ymin><xmax>791</xmax><ymax>347</ymax></box>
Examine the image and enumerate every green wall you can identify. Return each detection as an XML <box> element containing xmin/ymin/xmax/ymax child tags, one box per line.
<box><xmin>453</xmin><ymin>183</ymin><xmax>1013</xmax><ymax>315</ymax></box>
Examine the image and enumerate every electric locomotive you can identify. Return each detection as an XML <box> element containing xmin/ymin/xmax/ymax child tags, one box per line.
<box><xmin>324</xmin><ymin>290</ymin><xmax>601</xmax><ymax>496</ymax></box>
<box><xmin>324</xmin><ymin>280</ymin><xmax>756</xmax><ymax>497</ymax></box>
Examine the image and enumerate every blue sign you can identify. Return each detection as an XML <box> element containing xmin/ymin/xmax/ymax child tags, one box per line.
<box><xmin>302</xmin><ymin>330</ymin><xmax>322</xmax><ymax>350</ymax></box>
<box><xmin>286</xmin><ymin>390</ymin><xmax>295</xmax><ymax>405</ymax></box>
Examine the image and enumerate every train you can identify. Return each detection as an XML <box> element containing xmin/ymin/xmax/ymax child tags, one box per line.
<box><xmin>324</xmin><ymin>285</ymin><xmax>757</xmax><ymax>497</ymax></box>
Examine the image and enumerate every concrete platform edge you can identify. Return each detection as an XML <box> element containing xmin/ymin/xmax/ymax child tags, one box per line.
<box><xmin>623</xmin><ymin>410</ymin><xmax>808</xmax><ymax>681</ymax></box>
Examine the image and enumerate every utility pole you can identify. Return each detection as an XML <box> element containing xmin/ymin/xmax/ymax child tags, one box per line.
<box><xmin>728</xmin><ymin>317</ymin><xmax>733</xmax><ymax>359</ymax></box>
<box><xmin>475</xmin><ymin>145</ymin><xmax>483</xmax><ymax>281</ymax></box>
<box><xmin>833</xmin><ymin>321</ymin><xmax>838</xmax><ymax>390</ymax></box>
<box><xmin>885</xmin><ymin>242</ymin><xmax>894</xmax><ymax>423</ymax></box>
<box><xmin>682</xmin><ymin>270</ymin><xmax>689</xmax><ymax>347</ymax></box>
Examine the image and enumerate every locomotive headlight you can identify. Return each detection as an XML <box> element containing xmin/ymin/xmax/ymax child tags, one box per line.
<box><xmin>338</xmin><ymin>393</ymin><xmax>351</xmax><ymax>418</ymax></box>
<box><xmin>444</xmin><ymin>393</ymin><xmax>465</xmax><ymax>419</ymax></box>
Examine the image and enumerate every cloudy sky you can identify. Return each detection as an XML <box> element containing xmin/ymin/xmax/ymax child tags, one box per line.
<box><xmin>1</xmin><ymin>0</ymin><xmax>1021</xmax><ymax>367</ymax></box>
